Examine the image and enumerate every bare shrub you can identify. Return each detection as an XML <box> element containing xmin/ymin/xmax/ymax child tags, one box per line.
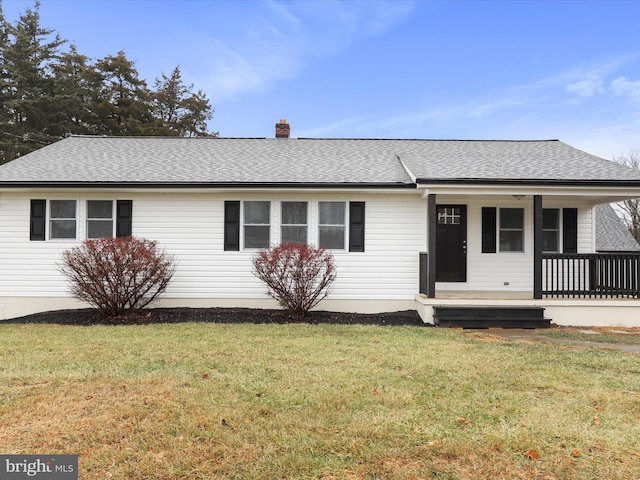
<box><xmin>252</xmin><ymin>243</ymin><xmax>337</xmax><ymax>318</ymax></box>
<box><xmin>60</xmin><ymin>236</ymin><xmax>176</xmax><ymax>318</ymax></box>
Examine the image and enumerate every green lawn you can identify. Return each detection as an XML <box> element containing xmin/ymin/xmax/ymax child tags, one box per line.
<box><xmin>1</xmin><ymin>322</ymin><xmax>639</xmax><ymax>479</ymax></box>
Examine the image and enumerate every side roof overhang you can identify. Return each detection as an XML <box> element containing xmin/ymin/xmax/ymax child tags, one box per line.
<box><xmin>0</xmin><ymin>181</ymin><xmax>417</xmax><ymax>191</ymax></box>
<box><xmin>414</xmin><ymin>178</ymin><xmax>640</xmax><ymax>200</ymax></box>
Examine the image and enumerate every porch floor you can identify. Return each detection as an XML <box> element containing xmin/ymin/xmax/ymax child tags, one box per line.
<box><xmin>421</xmin><ymin>290</ymin><xmax>640</xmax><ymax>302</ymax></box>
<box><xmin>434</xmin><ymin>290</ymin><xmax>533</xmax><ymax>300</ymax></box>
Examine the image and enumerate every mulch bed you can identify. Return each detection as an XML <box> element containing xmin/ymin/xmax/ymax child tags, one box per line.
<box><xmin>4</xmin><ymin>307</ymin><xmax>425</xmax><ymax>326</ymax></box>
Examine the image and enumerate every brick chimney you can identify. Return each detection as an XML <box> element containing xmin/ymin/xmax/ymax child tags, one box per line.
<box><xmin>275</xmin><ymin>119</ymin><xmax>290</xmax><ymax>138</ymax></box>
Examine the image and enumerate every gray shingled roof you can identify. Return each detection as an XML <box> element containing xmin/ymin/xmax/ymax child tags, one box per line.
<box><xmin>400</xmin><ymin>139</ymin><xmax>640</xmax><ymax>184</ymax></box>
<box><xmin>0</xmin><ymin>136</ymin><xmax>413</xmax><ymax>186</ymax></box>
<box><xmin>1</xmin><ymin>136</ymin><xmax>640</xmax><ymax>186</ymax></box>
<box><xmin>595</xmin><ymin>204</ymin><xmax>640</xmax><ymax>252</ymax></box>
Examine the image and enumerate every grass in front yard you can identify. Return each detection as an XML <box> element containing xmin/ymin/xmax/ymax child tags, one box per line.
<box><xmin>1</xmin><ymin>322</ymin><xmax>639</xmax><ymax>479</ymax></box>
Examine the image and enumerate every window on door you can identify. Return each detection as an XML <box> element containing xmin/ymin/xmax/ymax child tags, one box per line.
<box><xmin>438</xmin><ymin>206</ymin><xmax>462</xmax><ymax>225</ymax></box>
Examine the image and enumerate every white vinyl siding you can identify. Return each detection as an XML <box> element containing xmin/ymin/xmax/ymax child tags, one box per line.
<box><xmin>0</xmin><ymin>191</ymin><xmax>425</xmax><ymax>303</ymax></box>
<box><xmin>0</xmin><ymin>190</ymin><xmax>599</xmax><ymax>307</ymax></box>
<box><xmin>139</xmin><ymin>192</ymin><xmax>425</xmax><ymax>300</ymax></box>
<box><xmin>0</xmin><ymin>194</ymin><xmax>79</xmax><ymax>296</ymax></box>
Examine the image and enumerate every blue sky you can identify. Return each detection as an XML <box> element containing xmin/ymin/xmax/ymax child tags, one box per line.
<box><xmin>3</xmin><ymin>0</ymin><xmax>640</xmax><ymax>160</ymax></box>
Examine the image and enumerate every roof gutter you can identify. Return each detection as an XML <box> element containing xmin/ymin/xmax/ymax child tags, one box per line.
<box><xmin>416</xmin><ymin>178</ymin><xmax>640</xmax><ymax>187</ymax></box>
<box><xmin>0</xmin><ymin>181</ymin><xmax>418</xmax><ymax>190</ymax></box>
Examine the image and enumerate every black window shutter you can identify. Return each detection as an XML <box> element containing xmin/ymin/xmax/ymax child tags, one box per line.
<box><xmin>563</xmin><ymin>208</ymin><xmax>578</xmax><ymax>254</ymax></box>
<box><xmin>349</xmin><ymin>202</ymin><xmax>365</xmax><ymax>252</ymax></box>
<box><xmin>30</xmin><ymin>199</ymin><xmax>46</xmax><ymax>241</ymax></box>
<box><xmin>224</xmin><ymin>201</ymin><xmax>240</xmax><ymax>251</ymax></box>
<box><xmin>116</xmin><ymin>200</ymin><xmax>133</xmax><ymax>237</ymax></box>
<box><xmin>481</xmin><ymin>207</ymin><xmax>497</xmax><ymax>253</ymax></box>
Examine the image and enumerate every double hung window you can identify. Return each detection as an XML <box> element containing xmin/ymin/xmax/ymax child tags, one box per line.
<box><xmin>244</xmin><ymin>201</ymin><xmax>271</xmax><ymax>249</ymax></box>
<box><xmin>49</xmin><ymin>200</ymin><xmax>77</xmax><ymax>239</ymax></box>
<box><xmin>87</xmin><ymin>200</ymin><xmax>114</xmax><ymax>239</ymax></box>
<box><xmin>281</xmin><ymin>202</ymin><xmax>308</xmax><ymax>244</ymax></box>
<box><xmin>319</xmin><ymin>201</ymin><xmax>346</xmax><ymax>250</ymax></box>
<box><xmin>542</xmin><ymin>209</ymin><xmax>560</xmax><ymax>253</ymax></box>
<box><xmin>499</xmin><ymin>208</ymin><xmax>524</xmax><ymax>252</ymax></box>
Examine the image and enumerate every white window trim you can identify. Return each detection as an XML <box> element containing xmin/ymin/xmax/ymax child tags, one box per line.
<box><xmin>242</xmin><ymin>200</ymin><xmax>272</xmax><ymax>250</ymax></box>
<box><xmin>542</xmin><ymin>208</ymin><xmax>561</xmax><ymax>254</ymax></box>
<box><xmin>86</xmin><ymin>199</ymin><xmax>116</xmax><ymax>239</ymax></box>
<box><xmin>318</xmin><ymin>201</ymin><xmax>347</xmax><ymax>251</ymax></box>
<box><xmin>498</xmin><ymin>207</ymin><xmax>525</xmax><ymax>253</ymax></box>
<box><xmin>233</xmin><ymin>199</ymin><xmax>356</xmax><ymax>251</ymax></box>
<box><xmin>48</xmin><ymin>199</ymin><xmax>78</xmax><ymax>241</ymax></box>
<box><xmin>280</xmin><ymin>200</ymin><xmax>309</xmax><ymax>245</ymax></box>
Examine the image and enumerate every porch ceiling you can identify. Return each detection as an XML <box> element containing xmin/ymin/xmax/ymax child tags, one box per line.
<box><xmin>419</xmin><ymin>186</ymin><xmax>640</xmax><ymax>204</ymax></box>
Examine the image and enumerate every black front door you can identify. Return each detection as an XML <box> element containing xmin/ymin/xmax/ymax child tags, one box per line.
<box><xmin>435</xmin><ymin>205</ymin><xmax>467</xmax><ymax>282</ymax></box>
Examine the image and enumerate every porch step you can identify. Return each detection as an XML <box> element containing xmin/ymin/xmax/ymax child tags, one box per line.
<box><xmin>433</xmin><ymin>306</ymin><xmax>550</xmax><ymax>329</ymax></box>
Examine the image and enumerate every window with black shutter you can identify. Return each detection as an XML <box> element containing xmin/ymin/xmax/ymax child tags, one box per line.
<box><xmin>349</xmin><ymin>202</ymin><xmax>365</xmax><ymax>252</ymax></box>
<box><xmin>481</xmin><ymin>207</ymin><xmax>497</xmax><ymax>253</ymax></box>
<box><xmin>563</xmin><ymin>208</ymin><xmax>578</xmax><ymax>254</ymax></box>
<box><xmin>116</xmin><ymin>200</ymin><xmax>133</xmax><ymax>237</ymax></box>
<box><xmin>30</xmin><ymin>199</ymin><xmax>46</xmax><ymax>241</ymax></box>
<box><xmin>224</xmin><ymin>201</ymin><xmax>240</xmax><ymax>251</ymax></box>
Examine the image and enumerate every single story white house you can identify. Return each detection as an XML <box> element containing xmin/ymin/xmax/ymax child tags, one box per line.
<box><xmin>1</xmin><ymin>120</ymin><xmax>639</xmax><ymax>326</ymax></box>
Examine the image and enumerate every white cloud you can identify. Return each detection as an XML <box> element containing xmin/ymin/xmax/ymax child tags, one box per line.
<box><xmin>563</xmin><ymin>57</ymin><xmax>640</xmax><ymax>99</ymax></box>
<box><xmin>611</xmin><ymin>76</ymin><xmax>640</xmax><ymax>100</ymax></box>
<box><xmin>566</xmin><ymin>79</ymin><xmax>605</xmax><ymax>97</ymax></box>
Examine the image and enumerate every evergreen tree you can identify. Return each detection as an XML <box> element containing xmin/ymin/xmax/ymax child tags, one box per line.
<box><xmin>50</xmin><ymin>45</ymin><xmax>97</xmax><ymax>135</ymax></box>
<box><xmin>0</xmin><ymin>2</ymin><xmax>65</xmax><ymax>163</ymax></box>
<box><xmin>0</xmin><ymin>2</ymin><xmax>217</xmax><ymax>163</ymax></box>
<box><xmin>92</xmin><ymin>51</ymin><xmax>154</xmax><ymax>136</ymax></box>
<box><xmin>0</xmin><ymin>3</ymin><xmax>10</xmax><ymax>156</ymax></box>
<box><xmin>151</xmin><ymin>66</ymin><xmax>215</xmax><ymax>137</ymax></box>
